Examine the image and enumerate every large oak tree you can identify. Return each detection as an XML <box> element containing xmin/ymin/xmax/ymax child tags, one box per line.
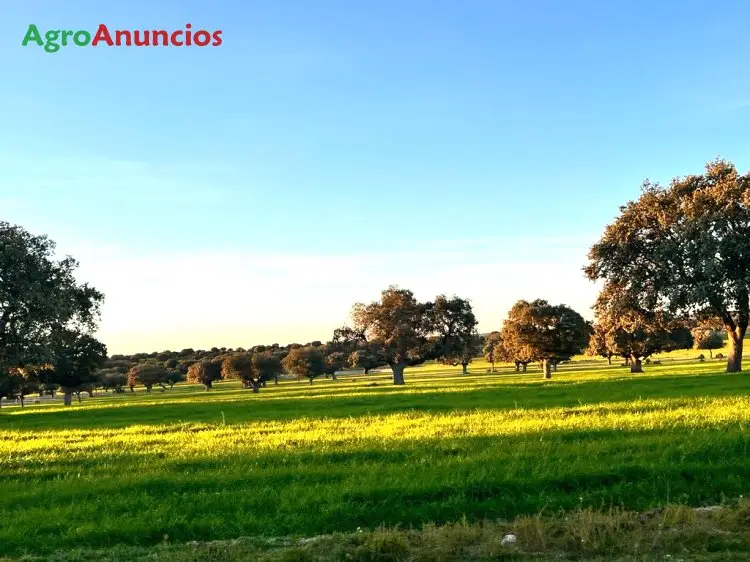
<box><xmin>0</xmin><ymin>222</ymin><xmax>104</xmax><ymax>400</ymax></box>
<box><xmin>585</xmin><ymin>160</ymin><xmax>750</xmax><ymax>372</ymax></box>
<box><xmin>349</xmin><ymin>287</ymin><xmax>433</xmax><ymax>385</ymax></box>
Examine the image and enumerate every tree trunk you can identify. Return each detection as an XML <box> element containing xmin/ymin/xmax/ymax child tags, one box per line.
<box><xmin>274</xmin><ymin>374</ymin><xmax>279</xmax><ymax>385</ymax></box>
<box><xmin>19</xmin><ymin>395</ymin><xmax>24</xmax><ymax>408</ymax></box>
<box><xmin>607</xmin><ymin>355</ymin><xmax>612</xmax><ymax>365</ymax></box>
<box><xmin>461</xmin><ymin>363</ymin><xmax>468</xmax><ymax>375</ymax></box>
<box><xmin>63</xmin><ymin>392</ymin><xmax>72</xmax><ymax>406</ymax></box>
<box><xmin>521</xmin><ymin>363</ymin><xmax>527</xmax><ymax>373</ymax></box>
<box><xmin>309</xmin><ymin>377</ymin><xmax>313</xmax><ymax>385</ymax></box>
<box><xmin>624</xmin><ymin>356</ymin><xmax>630</xmax><ymax>366</ymax></box>
<box><xmin>727</xmin><ymin>329</ymin><xmax>744</xmax><ymax>372</ymax></box>
<box><xmin>364</xmin><ymin>367</ymin><xmax>370</xmax><ymax>375</ymax></box>
<box><xmin>77</xmin><ymin>392</ymin><xmax>82</xmax><ymax>403</ymax></box>
<box><xmin>490</xmin><ymin>361</ymin><xmax>495</xmax><ymax>373</ymax></box>
<box><xmin>542</xmin><ymin>360</ymin><xmax>552</xmax><ymax>379</ymax></box>
<box><xmin>250</xmin><ymin>380</ymin><xmax>261</xmax><ymax>393</ymax></box>
<box><xmin>514</xmin><ymin>361</ymin><xmax>520</xmax><ymax>372</ymax></box>
<box><xmin>709</xmin><ymin>349</ymin><xmax>713</xmax><ymax>359</ymax></box>
<box><xmin>552</xmin><ymin>362</ymin><xmax>558</xmax><ymax>372</ymax></box>
<box><xmin>332</xmin><ymin>373</ymin><xmax>337</xmax><ymax>380</ymax></box>
<box><xmin>392</xmin><ymin>364</ymin><xmax>406</xmax><ymax>385</ymax></box>
<box><xmin>630</xmin><ymin>358</ymin><xmax>643</xmax><ymax>373</ymax></box>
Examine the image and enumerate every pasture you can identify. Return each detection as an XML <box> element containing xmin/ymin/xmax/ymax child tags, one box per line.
<box><xmin>2</xmin><ymin>347</ymin><xmax>750</xmax><ymax>560</ymax></box>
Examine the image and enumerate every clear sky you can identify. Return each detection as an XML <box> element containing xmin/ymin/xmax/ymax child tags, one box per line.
<box><xmin>2</xmin><ymin>1</ymin><xmax>749</xmax><ymax>354</ymax></box>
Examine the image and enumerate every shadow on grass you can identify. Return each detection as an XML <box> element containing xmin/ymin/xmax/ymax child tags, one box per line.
<box><xmin>1</xmin><ymin>368</ymin><xmax>747</xmax><ymax>432</ymax></box>
<box><xmin>2</xmin><ymin>424</ymin><xmax>749</xmax><ymax>555</ymax></box>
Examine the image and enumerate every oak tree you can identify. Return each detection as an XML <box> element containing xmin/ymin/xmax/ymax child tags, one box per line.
<box><xmin>187</xmin><ymin>359</ymin><xmax>222</xmax><ymax>390</ymax></box>
<box><xmin>585</xmin><ymin>159</ymin><xmax>750</xmax><ymax>372</ymax></box>
<box><xmin>482</xmin><ymin>331</ymin><xmax>504</xmax><ymax>372</ymax></box>
<box><xmin>282</xmin><ymin>346</ymin><xmax>326</xmax><ymax>385</ymax></box>
<box><xmin>432</xmin><ymin>295</ymin><xmax>479</xmax><ymax>374</ymax></box>
<box><xmin>500</xmin><ymin>299</ymin><xmax>589</xmax><ymax>379</ymax></box>
<box><xmin>0</xmin><ymin>222</ymin><xmax>103</xmax><ymax>398</ymax></box>
<box><xmin>349</xmin><ymin>287</ymin><xmax>433</xmax><ymax>385</ymax></box>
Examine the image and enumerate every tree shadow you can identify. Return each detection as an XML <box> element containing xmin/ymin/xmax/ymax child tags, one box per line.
<box><xmin>1</xmin><ymin>368</ymin><xmax>747</xmax><ymax>431</ymax></box>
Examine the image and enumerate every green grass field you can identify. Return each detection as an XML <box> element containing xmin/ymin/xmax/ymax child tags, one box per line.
<box><xmin>2</xmin><ymin>345</ymin><xmax>750</xmax><ymax>560</ymax></box>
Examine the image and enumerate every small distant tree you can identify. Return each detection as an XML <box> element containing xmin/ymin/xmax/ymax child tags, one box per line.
<box><xmin>432</xmin><ymin>295</ymin><xmax>480</xmax><ymax>374</ymax></box>
<box><xmin>187</xmin><ymin>359</ymin><xmax>222</xmax><ymax>390</ymax></box>
<box><xmin>282</xmin><ymin>346</ymin><xmax>326</xmax><ymax>385</ymax></box>
<box><xmin>348</xmin><ymin>343</ymin><xmax>386</xmax><ymax>375</ymax></box>
<box><xmin>127</xmin><ymin>364</ymin><xmax>169</xmax><ymax>392</ymax></box>
<box><xmin>48</xmin><ymin>330</ymin><xmax>108</xmax><ymax>405</ymax></box>
<box><xmin>165</xmin><ymin>370</ymin><xmax>184</xmax><ymax>389</ymax></box>
<box><xmin>0</xmin><ymin>367</ymin><xmax>39</xmax><ymax>407</ymax></box>
<box><xmin>101</xmin><ymin>370</ymin><xmax>127</xmax><ymax>393</ymax></box>
<box><xmin>692</xmin><ymin>328</ymin><xmax>724</xmax><ymax>358</ymax></box>
<box><xmin>163</xmin><ymin>358</ymin><xmax>179</xmax><ymax>369</ymax></box>
<box><xmin>482</xmin><ymin>332</ymin><xmax>503</xmax><ymax>372</ymax></box>
<box><xmin>252</xmin><ymin>351</ymin><xmax>283</xmax><ymax>387</ymax></box>
<box><xmin>177</xmin><ymin>359</ymin><xmax>196</xmax><ymax>374</ymax></box>
<box><xmin>500</xmin><ymin>299</ymin><xmax>590</xmax><ymax>379</ymax></box>
<box><xmin>594</xmin><ymin>287</ymin><xmax>694</xmax><ymax>373</ymax></box>
<box><xmin>586</xmin><ymin>323</ymin><xmax>616</xmax><ymax>365</ymax></box>
<box><xmin>324</xmin><ymin>350</ymin><xmax>347</xmax><ymax>380</ymax></box>
<box><xmin>221</xmin><ymin>353</ymin><xmax>254</xmax><ymax>387</ymax></box>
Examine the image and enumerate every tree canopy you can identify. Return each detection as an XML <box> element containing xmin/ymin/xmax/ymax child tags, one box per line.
<box><xmin>592</xmin><ymin>286</ymin><xmax>693</xmax><ymax>373</ymax></box>
<box><xmin>0</xmin><ymin>222</ymin><xmax>104</xmax><ymax>404</ymax></box>
<box><xmin>585</xmin><ymin>159</ymin><xmax>750</xmax><ymax>372</ymax></box>
<box><xmin>500</xmin><ymin>299</ymin><xmax>590</xmax><ymax>378</ymax></box>
<box><xmin>349</xmin><ymin>287</ymin><xmax>434</xmax><ymax>385</ymax></box>
<box><xmin>282</xmin><ymin>346</ymin><xmax>326</xmax><ymax>385</ymax></box>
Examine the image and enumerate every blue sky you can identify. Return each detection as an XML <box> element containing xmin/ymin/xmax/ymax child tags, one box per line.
<box><xmin>2</xmin><ymin>1</ymin><xmax>749</xmax><ymax>353</ymax></box>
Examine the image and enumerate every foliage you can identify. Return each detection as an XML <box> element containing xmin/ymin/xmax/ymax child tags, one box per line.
<box><xmin>692</xmin><ymin>328</ymin><xmax>724</xmax><ymax>358</ymax></box>
<box><xmin>100</xmin><ymin>370</ymin><xmax>128</xmax><ymax>393</ymax></box>
<box><xmin>482</xmin><ymin>331</ymin><xmax>504</xmax><ymax>372</ymax></box>
<box><xmin>0</xmin><ymin>222</ymin><xmax>104</xmax><ymax>401</ymax></box>
<box><xmin>348</xmin><ymin>344</ymin><xmax>386</xmax><ymax>374</ymax></box>
<box><xmin>349</xmin><ymin>286</ymin><xmax>433</xmax><ymax>384</ymax></box>
<box><xmin>221</xmin><ymin>353</ymin><xmax>254</xmax><ymax>384</ymax></box>
<box><xmin>46</xmin><ymin>329</ymin><xmax>107</xmax><ymax>402</ymax></box>
<box><xmin>282</xmin><ymin>346</ymin><xmax>326</xmax><ymax>384</ymax></box>
<box><xmin>593</xmin><ymin>287</ymin><xmax>694</xmax><ymax>373</ymax></box>
<box><xmin>127</xmin><ymin>364</ymin><xmax>170</xmax><ymax>392</ymax></box>
<box><xmin>431</xmin><ymin>295</ymin><xmax>479</xmax><ymax>374</ymax></box>
<box><xmin>186</xmin><ymin>359</ymin><xmax>222</xmax><ymax>390</ymax></box>
<box><xmin>500</xmin><ymin>299</ymin><xmax>589</xmax><ymax>378</ymax></box>
<box><xmin>585</xmin><ymin>159</ymin><xmax>750</xmax><ymax>372</ymax></box>
<box><xmin>323</xmin><ymin>350</ymin><xmax>347</xmax><ymax>379</ymax></box>
<box><xmin>251</xmin><ymin>352</ymin><xmax>283</xmax><ymax>386</ymax></box>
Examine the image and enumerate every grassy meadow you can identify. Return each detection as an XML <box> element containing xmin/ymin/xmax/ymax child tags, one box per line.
<box><xmin>2</xmin><ymin>344</ymin><xmax>750</xmax><ymax>560</ymax></box>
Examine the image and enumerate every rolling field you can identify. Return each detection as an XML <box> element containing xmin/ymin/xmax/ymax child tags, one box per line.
<box><xmin>2</xmin><ymin>348</ymin><xmax>750</xmax><ymax>560</ymax></box>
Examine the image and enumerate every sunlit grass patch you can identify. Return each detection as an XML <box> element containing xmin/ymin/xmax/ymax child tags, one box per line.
<box><xmin>1</xmin><ymin>354</ymin><xmax>750</xmax><ymax>556</ymax></box>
